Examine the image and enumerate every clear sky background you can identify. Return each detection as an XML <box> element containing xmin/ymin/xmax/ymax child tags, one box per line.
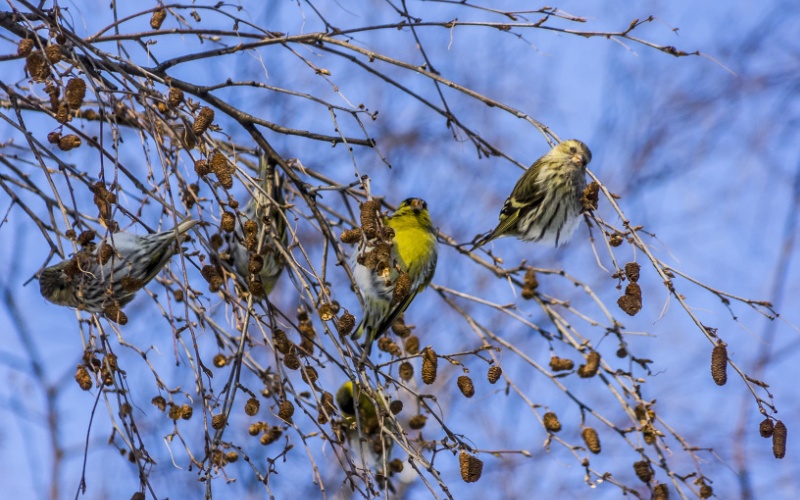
<box><xmin>0</xmin><ymin>1</ymin><xmax>798</xmax><ymax>498</ymax></box>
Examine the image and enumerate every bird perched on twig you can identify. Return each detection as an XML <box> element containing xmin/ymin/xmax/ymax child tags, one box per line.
<box><xmin>39</xmin><ymin>217</ymin><xmax>198</xmax><ymax>321</ymax></box>
<box><xmin>335</xmin><ymin>381</ymin><xmax>394</xmax><ymax>464</ymax></box>
<box><xmin>224</xmin><ymin>154</ymin><xmax>287</xmax><ymax>298</ymax></box>
<box><xmin>473</xmin><ymin>139</ymin><xmax>592</xmax><ymax>249</ymax></box>
<box><xmin>350</xmin><ymin>197</ymin><xmax>438</xmax><ymax>356</ymax></box>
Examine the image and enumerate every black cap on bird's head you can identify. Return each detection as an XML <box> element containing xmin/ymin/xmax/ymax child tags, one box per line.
<box><xmin>400</xmin><ymin>197</ymin><xmax>428</xmax><ymax>213</ymax></box>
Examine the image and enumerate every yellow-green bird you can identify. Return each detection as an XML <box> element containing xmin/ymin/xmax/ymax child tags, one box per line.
<box><xmin>350</xmin><ymin>198</ymin><xmax>438</xmax><ymax>355</ymax></box>
<box><xmin>225</xmin><ymin>154</ymin><xmax>286</xmax><ymax>297</ymax></box>
<box><xmin>336</xmin><ymin>381</ymin><xmax>393</xmax><ymax>460</ymax></box>
<box><xmin>474</xmin><ymin>139</ymin><xmax>592</xmax><ymax>249</ymax></box>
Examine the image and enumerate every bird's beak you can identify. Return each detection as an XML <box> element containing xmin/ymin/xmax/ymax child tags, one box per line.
<box><xmin>410</xmin><ymin>199</ymin><xmax>425</xmax><ymax>212</ymax></box>
<box><xmin>573</xmin><ymin>153</ymin><xmax>588</xmax><ymax>167</ymax></box>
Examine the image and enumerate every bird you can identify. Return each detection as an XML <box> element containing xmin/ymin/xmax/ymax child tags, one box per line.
<box><xmin>350</xmin><ymin>197</ymin><xmax>438</xmax><ymax>355</ymax></box>
<box><xmin>224</xmin><ymin>154</ymin><xmax>287</xmax><ymax>298</ymax></box>
<box><xmin>39</xmin><ymin>217</ymin><xmax>198</xmax><ymax>316</ymax></box>
<box><xmin>473</xmin><ymin>139</ymin><xmax>592</xmax><ymax>249</ymax></box>
<box><xmin>335</xmin><ymin>381</ymin><xmax>394</xmax><ymax>462</ymax></box>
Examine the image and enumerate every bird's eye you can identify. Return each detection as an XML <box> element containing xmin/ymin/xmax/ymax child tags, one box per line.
<box><xmin>569</xmin><ymin>146</ymin><xmax>577</xmax><ymax>153</ymax></box>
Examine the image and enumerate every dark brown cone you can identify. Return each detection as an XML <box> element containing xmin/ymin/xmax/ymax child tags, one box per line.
<box><xmin>459</xmin><ymin>452</ymin><xmax>483</xmax><ymax>483</ymax></box>
<box><xmin>711</xmin><ymin>343</ymin><xmax>728</xmax><ymax>386</ymax></box>
<box><xmin>457</xmin><ymin>375</ymin><xmax>475</xmax><ymax>398</ymax></box>
<box><xmin>543</xmin><ymin>411</ymin><xmax>561</xmax><ymax>433</ymax></box>
<box><xmin>773</xmin><ymin>420</ymin><xmax>787</xmax><ymax>459</ymax></box>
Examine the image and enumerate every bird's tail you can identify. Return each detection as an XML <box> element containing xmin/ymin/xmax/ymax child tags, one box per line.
<box><xmin>254</xmin><ymin>153</ymin><xmax>287</xmax><ymax>242</ymax></box>
<box><xmin>175</xmin><ymin>217</ymin><xmax>200</xmax><ymax>236</ymax></box>
<box><xmin>468</xmin><ymin>230</ymin><xmax>494</xmax><ymax>252</ymax></box>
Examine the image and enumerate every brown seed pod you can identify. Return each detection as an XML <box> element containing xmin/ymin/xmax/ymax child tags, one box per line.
<box><xmin>699</xmin><ymin>484</ymin><xmax>713</xmax><ymax>499</ymax></box>
<box><xmin>151</xmin><ymin>395</ymin><xmax>167</xmax><ymax>412</ymax></box>
<box><xmin>58</xmin><ymin>134</ymin><xmax>82</xmax><ymax>151</ymax></box>
<box><xmin>220</xmin><ymin>211</ymin><xmax>236</xmax><ymax>232</ymax></box>
<box><xmin>653</xmin><ymin>483</ymin><xmax>669</xmax><ymax>500</ymax></box>
<box><xmin>404</xmin><ymin>335</ymin><xmax>420</xmax><ymax>355</ymax></box>
<box><xmin>340</xmin><ymin>228</ymin><xmax>362</xmax><ymax>244</ymax></box>
<box><xmin>582</xmin><ymin>427</ymin><xmax>601</xmax><ymax>454</ymax></box>
<box><xmin>282</xmin><ymin>347</ymin><xmax>301</xmax><ymax>370</ymax></box>
<box><xmin>457</xmin><ymin>375</ymin><xmax>475</xmax><ymax>398</ymax></box>
<box><xmin>44</xmin><ymin>44</ymin><xmax>63</xmax><ymax>63</ymax></box>
<box><xmin>97</xmin><ymin>242</ymin><xmax>113</xmax><ymax>264</ymax></box>
<box><xmin>225</xmin><ymin>451</ymin><xmax>239</xmax><ymax>463</ymax></box>
<box><xmin>487</xmin><ymin>365</ymin><xmax>502</xmax><ymax>384</ymax></box>
<box><xmin>626</xmin><ymin>282</ymin><xmax>642</xmax><ymax>301</ymax></box>
<box><xmin>120</xmin><ymin>276</ymin><xmax>144</xmax><ymax>293</ymax></box>
<box><xmin>550</xmin><ymin>356</ymin><xmax>574</xmax><ymax>372</ymax></box>
<box><xmin>248</xmin><ymin>276</ymin><xmax>265</xmax><ymax>296</ymax></box>
<box><xmin>320</xmin><ymin>391</ymin><xmax>336</xmax><ymax>415</ymax></box>
<box><xmin>168</xmin><ymin>404</ymin><xmax>182</xmax><ymax>420</ymax></box>
<box><xmin>103</xmin><ymin>303</ymin><xmax>128</xmax><ymax>325</ymax></box>
<box><xmin>300</xmin><ymin>365</ymin><xmax>318</xmax><ymax>385</ymax></box>
<box><xmin>55</xmin><ymin>102</ymin><xmax>70</xmax><ymax>124</ymax></box>
<box><xmin>617</xmin><ymin>288</ymin><xmax>642</xmax><ymax>316</ymax></box>
<box><xmin>77</xmin><ymin>230</ymin><xmax>96</xmax><ymax>246</ymax></box>
<box><xmin>74</xmin><ymin>365</ymin><xmax>93</xmax><ymax>390</ymax></box>
<box><xmin>633</xmin><ymin>459</ymin><xmax>653</xmax><ymax>483</ymax></box>
<box><xmin>245</xmin><ymin>397</ymin><xmax>260</xmax><ymax>416</ymax></box>
<box><xmin>193</xmin><ymin>106</ymin><xmax>215</xmax><ymax>136</ymax></box>
<box><xmin>609</xmin><ymin>233</ymin><xmax>624</xmax><ymax>247</ymax></box>
<box><xmin>377</xmin><ymin>337</ymin><xmax>402</xmax><ymax>357</ymax></box>
<box><xmin>168</xmin><ymin>87</ymin><xmax>184</xmax><ymax>107</ymax></box>
<box><xmin>773</xmin><ymin>420</ymin><xmax>787</xmax><ymax>459</ymax></box>
<box><xmin>578</xmin><ymin>351</ymin><xmax>600</xmax><ymax>378</ymax></box>
<box><xmin>543</xmin><ymin>411</ymin><xmax>561</xmax><ymax>433</ymax></box>
<box><xmin>711</xmin><ymin>343</ymin><xmax>728</xmax><ymax>386</ymax></box>
<box><xmin>211</xmin><ymin>151</ymin><xmax>228</xmax><ymax>174</ymax></box>
<box><xmin>248</xmin><ymin>422</ymin><xmax>265</xmax><ymax>436</ymax></box>
<box><xmin>64</xmin><ymin>78</ymin><xmax>87</xmax><ymax>110</ymax></box>
<box><xmin>194</xmin><ymin>159</ymin><xmax>210</xmax><ymax>177</ymax></box>
<box><xmin>421</xmin><ymin>347</ymin><xmax>438</xmax><ymax>385</ymax></box>
<box><xmin>273</xmin><ymin>329</ymin><xmax>291</xmax><ymax>354</ymax></box>
<box><xmin>318</xmin><ymin>303</ymin><xmax>335</xmax><ymax>321</ymax></box>
<box><xmin>261</xmin><ymin>427</ymin><xmax>282</xmax><ymax>445</ymax></box>
<box><xmin>391</xmin><ymin>315</ymin><xmax>412</xmax><ymax>338</ymax></box>
<box><xmin>392</xmin><ymin>272</ymin><xmax>412</xmax><ymax>305</ymax></box>
<box><xmin>248</xmin><ymin>254</ymin><xmax>264</xmax><ymax>274</ymax></box>
<box><xmin>278</xmin><ymin>400</ymin><xmax>295</xmax><ymax>422</ymax></box>
<box><xmin>150</xmin><ymin>8</ymin><xmax>167</xmax><ymax>29</ymax></box>
<box><xmin>47</xmin><ymin>131</ymin><xmax>61</xmax><ymax>144</ymax></box>
<box><xmin>399</xmin><ymin>361</ymin><xmax>414</xmax><ymax>382</ymax></box>
<box><xmin>18</xmin><ymin>38</ymin><xmax>34</xmax><ymax>56</ymax></box>
<box><xmin>208</xmin><ymin>233</ymin><xmax>223</xmax><ymax>251</ymax></box>
<box><xmin>759</xmin><ymin>418</ymin><xmax>774</xmax><ymax>438</ymax></box>
<box><xmin>459</xmin><ymin>452</ymin><xmax>483</xmax><ymax>483</ymax></box>
<box><xmin>642</xmin><ymin>423</ymin><xmax>658</xmax><ymax>445</ymax></box>
<box><xmin>336</xmin><ymin>310</ymin><xmax>355</xmax><ymax>336</ymax></box>
<box><xmin>243</xmin><ymin>219</ymin><xmax>258</xmax><ymax>236</ymax></box>
<box><xmin>212</xmin><ymin>353</ymin><xmax>227</xmax><ymax>368</ymax></box>
<box><xmin>180</xmin><ymin>404</ymin><xmax>193</xmax><ymax>420</ymax></box>
<box><xmin>389</xmin><ymin>458</ymin><xmax>404</xmax><ymax>474</ymax></box>
<box><xmin>624</xmin><ymin>262</ymin><xmax>641</xmax><ymax>283</ymax></box>
<box><xmin>359</xmin><ymin>199</ymin><xmax>381</xmax><ymax>239</ymax></box>
<box><xmin>389</xmin><ymin>400</ymin><xmax>403</xmax><ymax>415</ymax></box>
<box><xmin>26</xmin><ymin>51</ymin><xmax>50</xmax><ymax>81</ymax></box>
<box><xmin>634</xmin><ymin>403</ymin><xmax>655</xmax><ymax>423</ymax></box>
<box><xmin>581</xmin><ymin>181</ymin><xmax>600</xmax><ymax>212</ymax></box>
<box><xmin>408</xmin><ymin>414</ymin><xmax>427</xmax><ymax>430</ymax></box>
<box><xmin>201</xmin><ymin>265</ymin><xmax>220</xmax><ymax>283</ymax></box>
<box><xmin>211</xmin><ymin>413</ymin><xmax>227</xmax><ymax>430</ymax></box>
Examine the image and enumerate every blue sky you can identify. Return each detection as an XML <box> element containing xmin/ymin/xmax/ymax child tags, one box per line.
<box><xmin>0</xmin><ymin>1</ymin><xmax>798</xmax><ymax>498</ymax></box>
